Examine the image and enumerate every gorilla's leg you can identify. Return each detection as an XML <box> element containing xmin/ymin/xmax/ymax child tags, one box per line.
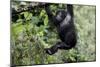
<box><xmin>45</xmin><ymin>42</ymin><xmax>71</xmax><ymax>55</ymax></box>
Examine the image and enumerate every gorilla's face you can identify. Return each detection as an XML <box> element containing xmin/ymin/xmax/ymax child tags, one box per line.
<box><xmin>55</xmin><ymin>10</ymin><xmax>66</xmax><ymax>23</ymax></box>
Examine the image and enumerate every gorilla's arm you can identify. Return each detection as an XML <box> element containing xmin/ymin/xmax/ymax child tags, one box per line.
<box><xmin>44</xmin><ymin>4</ymin><xmax>60</xmax><ymax>26</ymax></box>
<box><xmin>67</xmin><ymin>4</ymin><xmax>74</xmax><ymax>17</ymax></box>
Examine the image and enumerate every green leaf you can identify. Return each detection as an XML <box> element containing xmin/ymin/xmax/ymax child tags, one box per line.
<box><xmin>44</xmin><ymin>15</ymin><xmax>48</xmax><ymax>26</ymax></box>
<box><xmin>31</xmin><ymin>16</ymin><xmax>40</xmax><ymax>24</ymax></box>
<box><xmin>24</xmin><ymin>12</ymin><xmax>32</xmax><ymax>20</ymax></box>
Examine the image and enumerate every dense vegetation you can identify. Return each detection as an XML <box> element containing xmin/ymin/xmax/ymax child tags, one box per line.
<box><xmin>11</xmin><ymin>1</ymin><xmax>96</xmax><ymax>66</ymax></box>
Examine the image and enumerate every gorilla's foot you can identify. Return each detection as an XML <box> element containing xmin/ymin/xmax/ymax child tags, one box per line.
<box><xmin>44</xmin><ymin>48</ymin><xmax>58</xmax><ymax>55</ymax></box>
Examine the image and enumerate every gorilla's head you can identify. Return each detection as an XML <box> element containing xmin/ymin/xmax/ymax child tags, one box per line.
<box><xmin>55</xmin><ymin>10</ymin><xmax>67</xmax><ymax>23</ymax></box>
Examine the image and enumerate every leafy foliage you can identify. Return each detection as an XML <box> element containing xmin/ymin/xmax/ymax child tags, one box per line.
<box><xmin>11</xmin><ymin>2</ymin><xmax>96</xmax><ymax>66</ymax></box>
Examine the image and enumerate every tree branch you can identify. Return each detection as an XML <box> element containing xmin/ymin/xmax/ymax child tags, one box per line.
<box><xmin>12</xmin><ymin>3</ymin><xmax>46</xmax><ymax>15</ymax></box>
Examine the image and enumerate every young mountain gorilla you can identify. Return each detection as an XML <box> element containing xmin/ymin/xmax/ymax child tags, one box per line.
<box><xmin>44</xmin><ymin>4</ymin><xmax>77</xmax><ymax>55</ymax></box>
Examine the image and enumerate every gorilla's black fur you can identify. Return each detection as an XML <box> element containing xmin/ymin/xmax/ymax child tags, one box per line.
<box><xmin>44</xmin><ymin>4</ymin><xmax>77</xmax><ymax>55</ymax></box>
